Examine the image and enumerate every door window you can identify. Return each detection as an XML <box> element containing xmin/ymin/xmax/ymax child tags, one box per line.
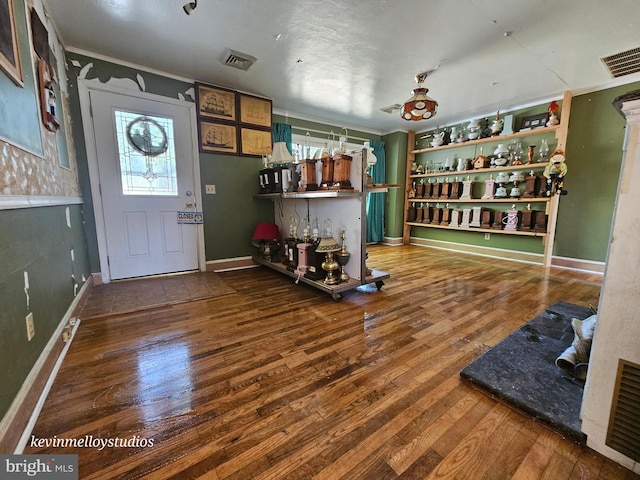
<box><xmin>114</xmin><ymin>111</ymin><xmax>178</xmax><ymax>196</ymax></box>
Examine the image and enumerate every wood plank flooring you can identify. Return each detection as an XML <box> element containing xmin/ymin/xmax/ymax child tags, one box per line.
<box><xmin>25</xmin><ymin>245</ymin><xmax>639</xmax><ymax>479</ymax></box>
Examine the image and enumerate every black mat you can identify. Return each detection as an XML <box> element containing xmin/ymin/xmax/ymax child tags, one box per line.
<box><xmin>460</xmin><ymin>301</ymin><xmax>594</xmax><ymax>442</ymax></box>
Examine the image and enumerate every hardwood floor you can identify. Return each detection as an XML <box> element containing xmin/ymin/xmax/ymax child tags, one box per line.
<box><xmin>26</xmin><ymin>245</ymin><xmax>638</xmax><ymax>479</ymax></box>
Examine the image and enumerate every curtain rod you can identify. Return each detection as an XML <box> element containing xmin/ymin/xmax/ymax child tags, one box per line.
<box><xmin>290</xmin><ymin>126</ymin><xmax>370</xmax><ymax>143</ymax></box>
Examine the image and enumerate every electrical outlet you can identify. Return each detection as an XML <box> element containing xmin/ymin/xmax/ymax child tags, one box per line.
<box><xmin>26</xmin><ymin>313</ymin><xmax>35</xmax><ymax>341</ymax></box>
<box><xmin>484</xmin><ymin>233</ymin><xmax>491</xmax><ymax>240</ymax></box>
<box><xmin>205</xmin><ymin>184</ymin><xmax>216</xmax><ymax>194</ymax></box>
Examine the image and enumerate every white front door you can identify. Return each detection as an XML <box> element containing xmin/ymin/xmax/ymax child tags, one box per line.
<box><xmin>89</xmin><ymin>89</ymin><xmax>200</xmax><ymax>280</ymax></box>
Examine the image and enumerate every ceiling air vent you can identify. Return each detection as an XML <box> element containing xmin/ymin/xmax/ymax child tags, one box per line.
<box><xmin>606</xmin><ymin>360</ymin><xmax>640</xmax><ymax>462</ymax></box>
<box><xmin>222</xmin><ymin>49</ymin><xmax>257</xmax><ymax>71</ymax></box>
<box><xmin>380</xmin><ymin>104</ymin><xmax>402</xmax><ymax>114</ymax></box>
<box><xmin>602</xmin><ymin>47</ymin><xmax>640</xmax><ymax>78</ymax></box>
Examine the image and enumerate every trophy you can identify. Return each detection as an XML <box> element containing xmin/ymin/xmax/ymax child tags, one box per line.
<box><xmin>336</xmin><ymin>229</ymin><xmax>351</xmax><ymax>282</ymax></box>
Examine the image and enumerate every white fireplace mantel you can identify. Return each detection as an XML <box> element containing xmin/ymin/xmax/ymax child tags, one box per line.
<box><xmin>581</xmin><ymin>96</ymin><xmax>640</xmax><ymax>473</ymax></box>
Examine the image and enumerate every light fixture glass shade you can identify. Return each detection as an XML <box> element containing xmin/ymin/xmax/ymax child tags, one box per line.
<box><xmin>401</xmin><ymin>72</ymin><xmax>438</xmax><ymax>121</ymax></box>
<box><xmin>401</xmin><ymin>87</ymin><xmax>438</xmax><ymax>121</ymax></box>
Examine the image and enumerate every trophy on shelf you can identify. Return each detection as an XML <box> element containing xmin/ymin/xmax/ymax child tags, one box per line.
<box><xmin>503</xmin><ymin>205</ymin><xmax>520</xmax><ymax>231</ymax></box>
<box><xmin>336</xmin><ymin>229</ymin><xmax>351</xmax><ymax>282</ymax></box>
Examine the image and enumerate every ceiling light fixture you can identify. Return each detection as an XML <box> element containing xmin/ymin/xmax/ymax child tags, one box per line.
<box><xmin>183</xmin><ymin>0</ymin><xmax>198</xmax><ymax>15</ymax></box>
<box><xmin>401</xmin><ymin>72</ymin><xmax>438</xmax><ymax>121</ymax></box>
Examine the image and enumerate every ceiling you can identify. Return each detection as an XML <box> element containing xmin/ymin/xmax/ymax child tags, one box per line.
<box><xmin>43</xmin><ymin>0</ymin><xmax>640</xmax><ymax>134</ymax></box>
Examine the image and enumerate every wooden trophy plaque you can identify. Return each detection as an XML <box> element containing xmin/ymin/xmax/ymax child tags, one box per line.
<box><xmin>450</xmin><ymin>180</ymin><xmax>462</xmax><ymax>199</ymax></box>
<box><xmin>520</xmin><ymin>208</ymin><xmax>535</xmax><ymax>231</ymax></box>
<box><xmin>440</xmin><ymin>206</ymin><xmax>452</xmax><ymax>226</ymax></box>
<box><xmin>431</xmin><ymin>207</ymin><xmax>441</xmax><ymax>225</ymax></box>
<box><xmin>522</xmin><ymin>172</ymin><xmax>538</xmax><ymax>198</ymax></box>
<box><xmin>299</xmin><ymin>159</ymin><xmax>318</xmax><ymax>191</ymax></box>
<box><xmin>440</xmin><ymin>181</ymin><xmax>451</xmax><ymax>199</ymax></box>
<box><xmin>407</xmin><ymin>204</ymin><xmax>417</xmax><ymax>222</ymax></box>
<box><xmin>481</xmin><ymin>210</ymin><xmax>492</xmax><ymax>228</ymax></box>
<box><xmin>319</xmin><ymin>157</ymin><xmax>334</xmax><ymax>189</ymax></box>
<box><xmin>422</xmin><ymin>205</ymin><xmax>432</xmax><ymax>224</ymax></box>
<box><xmin>534</xmin><ymin>211</ymin><xmax>548</xmax><ymax>233</ymax></box>
<box><xmin>330</xmin><ymin>154</ymin><xmax>353</xmax><ymax>190</ymax></box>
<box><xmin>491</xmin><ymin>211</ymin><xmax>504</xmax><ymax>229</ymax></box>
<box><xmin>431</xmin><ymin>182</ymin><xmax>441</xmax><ymax>199</ymax></box>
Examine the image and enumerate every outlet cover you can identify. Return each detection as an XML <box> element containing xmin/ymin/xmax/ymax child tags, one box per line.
<box><xmin>26</xmin><ymin>313</ymin><xmax>35</xmax><ymax>341</ymax></box>
<box><xmin>205</xmin><ymin>184</ymin><xmax>216</xmax><ymax>194</ymax></box>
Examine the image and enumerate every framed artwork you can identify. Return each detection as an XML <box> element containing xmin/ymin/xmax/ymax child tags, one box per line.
<box><xmin>198</xmin><ymin>120</ymin><xmax>238</xmax><ymax>154</ymax></box>
<box><xmin>240</xmin><ymin>127</ymin><xmax>272</xmax><ymax>156</ymax></box>
<box><xmin>239</xmin><ymin>94</ymin><xmax>272</xmax><ymax>128</ymax></box>
<box><xmin>196</xmin><ymin>83</ymin><xmax>237</xmax><ymax>122</ymax></box>
<box><xmin>520</xmin><ymin>113</ymin><xmax>548</xmax><ymax>131</ymax></box>
<box><xmin>0</xmin><ymin>0</ymin><xmax>23</xmax><ymax>86</ymax></box>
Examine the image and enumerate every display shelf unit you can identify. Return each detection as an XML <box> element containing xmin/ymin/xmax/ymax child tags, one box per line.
<box><xmin>254</xmin><ymin>149</ymin><xmax>390</xmax><ymax>300</ymax></box>
<box><xmin>403</xmin><ymin>91</ymin><xmax>572</xmax><ymax>268</ymax></box>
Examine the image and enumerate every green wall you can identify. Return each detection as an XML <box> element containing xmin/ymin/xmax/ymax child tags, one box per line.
<box><xmin>65</xmin><ymin>52</ymin><xmax>273</xmax><ymax>267</ymax></box>
<box><xmin>381</xmin><ymin>131</ymin><xmax>408</xmax><ymax>239</ymax></box>
<box><xmin>382</xmin><ymin>85</ymin><xmax>640</xmax><ymax>263</ymax></box>
<box><xmin>0</xmin><ymin>204</ymin><xmax>90</xmax><ymax>419</ymax></box>
<box><xmin>555</xmin><ymin>83</ymin><xmax>640</xmax><ymax>261</ymax></box>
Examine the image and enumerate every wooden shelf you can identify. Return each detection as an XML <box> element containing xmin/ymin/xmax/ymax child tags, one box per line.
<box><xmin>405</xmin><ymin>222</ymin><xmax>547</xmax><ymax>237</ymax></box>
<box><xmin>411</xmin><ymin>125</ymin><xmax>560</xmax><ymax>154</ymax></box>
<box><xmin>402</xmin><ymin>91</ymin><xmax>572</xmax><ymax>268</ymax></box>
<box><xmin>407</xmin><ymin>197</ymin><xmax>550</xmax><ymax>203</ymax></box>
<box><xmin>410</xmin><ymin>162</ymin><xmax>549</xmax><ymax>179</ymax></box>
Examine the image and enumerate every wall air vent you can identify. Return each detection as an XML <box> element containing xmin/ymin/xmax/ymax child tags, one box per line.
<box><xmin>222</xmin><ymin>49</ymin><xmax>257</xmax><ymax>71</ymax></box>
<box><xmin>606</xmin><ymin>360</ymin><xmax>640</xmax><ymax>462</ymax></box>
<box><xmin>602</xmin><ymin>47</ymin><xmax>640</xmax><ymax>78</ymax></box>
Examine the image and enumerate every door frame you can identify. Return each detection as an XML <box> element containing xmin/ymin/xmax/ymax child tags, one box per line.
<box><xmin>78</xmin><ymin>80</ymin><xmax>206</xmax><ymax>283</ymax></box>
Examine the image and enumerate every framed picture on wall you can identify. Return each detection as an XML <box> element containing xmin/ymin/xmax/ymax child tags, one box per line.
<box><xmin>240</xmin><ymin>127</ymin><xmax>272</xmax><ymax>156</ymax></box>
<box><xmin>239</xmin><ymin>94</ymin><xmax>272</xmax><ymax>128</ymax></box>
<box><xmin>196</xmin><ymin>83</ymin><xmax>237</xmax><ymax>122</ymax></box>
<box><xmin>520</xmin><ymin>113</ymin><xmax>548</xmax><ymax>131</ymax></box>
<box><xmin>198</xmin><ymin>120</ymin><xmax>238</xmax><ymax>154</ymax></box>
<box><xmin>0</xmin><ymin>0</ymin><xmax>24</xmax><ymax>86</ymax></box>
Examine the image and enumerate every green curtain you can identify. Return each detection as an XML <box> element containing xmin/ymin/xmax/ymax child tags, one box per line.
<box><xmin>272</xmin><ymin>122</ymin><xmax>292</xmax><ymax>153</ymax></box>
<box><xmin>366</xmin><ymin>140</ymin><xmax>386</xmax><ymax>243</ymax></box>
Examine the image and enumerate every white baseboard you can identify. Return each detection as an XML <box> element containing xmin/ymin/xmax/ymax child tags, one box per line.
<box><xmin>408</xmin><ymin>238</ymin><xmax>606</xmax><ymax>274</ymax></box>
<box><xmin>551</xmin><ymin>256</ymin><xmax>605</xmax><ymax>275</ymax></box>
<box><xmin>382</xmin><ymin>236</ymin><xmax>404</xmax><ymax>246</ymax></box>
<box><xmin>409</xmin><ymin>236</ymin><xmax>544</xmax><ymax>265</ymax></box>
<box><xmin>0</xmin><ymin>279</ymin><xmax>90</xmax><ymax>452</ymax></box>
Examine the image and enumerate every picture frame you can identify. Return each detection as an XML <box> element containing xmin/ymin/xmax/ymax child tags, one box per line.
<box><xmin>196</xmin><ymin>83</ymin><xmax>237</xmax><ymax>122</ymax></box>
<box><xmin>520</xmin><ymin>113</ymin><xmax>548</xmax><ymax>131</ymax></box>
<box><xmin>239</xmin><ymin>94</ymin><xmax>272</xmax><ymax>128</ymax></box>
<box><xmin>0</xmin><ymin>0</ymin><xmax>24</xmax><ymax>86</ymax></box>
<box><xmin>240</xmin><ymin>127</ymin><xmax>272</xmax><ymax>157</ymax></box>
<box><xmin>198</xmin><ymin>120</ymin><xmax>238</xmax><ymax>154</ymax></box>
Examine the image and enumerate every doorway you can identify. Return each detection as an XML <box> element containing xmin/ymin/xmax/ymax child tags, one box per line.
<box><xmin>80</xmin><ymin>84</ymin><xmax>205</xmax><ymax>282</ymax></box>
